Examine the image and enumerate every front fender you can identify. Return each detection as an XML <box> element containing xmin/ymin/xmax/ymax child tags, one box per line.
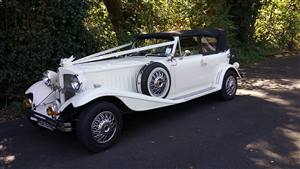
<box><xmin>25</xmin><ymin>81</ymin><xmax>56</xmax><ymax>106</ymax></box>
<box><xmin>60</xmin><ymin>88</ymin><xmax>181</xmax><ymax>112</ymax></box>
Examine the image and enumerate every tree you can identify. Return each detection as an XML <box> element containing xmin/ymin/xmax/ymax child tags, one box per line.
<box><xmin>103</xmin><ymin>0</ymin><xmax>129</xmax><ymax>44</ymax></box>
<box><xmin>226</xmin><ymin>0</ymin><xmax>262</xmax><ymax>43</ymax></box>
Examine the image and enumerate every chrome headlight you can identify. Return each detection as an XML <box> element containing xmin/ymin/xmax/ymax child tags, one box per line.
<box><xmin>43</xmin><ymin>71</ymin><xmax>51</xmax><ymax>86</ymax></box>
<box><xmin>42</xmin><ymin>70</ymin><xmax>58</xmax><ymax>87</ymax></box>
<box><xmin>63</xmin><ymin>74</ymin><xmax>82</xmax><ymax>100</ymax></box>
<box><xmin>70</xmin><ymin>75</ymin><xmax>82</xmax><ymax>91</ymax></box>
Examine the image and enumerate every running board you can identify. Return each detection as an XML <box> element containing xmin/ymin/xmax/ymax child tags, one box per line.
<box><xmin>171</xmin><ymin>87</ymin><xmax>216</xmax><ymax>100</ymax></box>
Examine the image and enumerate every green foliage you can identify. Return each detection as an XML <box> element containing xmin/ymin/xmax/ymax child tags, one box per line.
<box><xmin>7</xmin><ymin>100</ymin><xmax>23</xmax><ymax>114</ymax></box>
<box><xmin>0</xmin><ymin>0</ymin><xmax>100</xmax><ymax>99</ymax></box>
<box><xmin>187</xmin><ymin>0</ymin><xmax>238</xmax><ymax>45</ymax></box>
<box><xmin>84</xmin><ymin>0</ymin><xmax>118</xmax><ymax>49</ymax></box>
<box><xmin>255</xmin><ymin>0</ymin><xmax>300</xmax><ymax>49</ymax></box>
<box><xmin>226</xmin><ymin>0</ymin><xmax>263</xmax><ymax>43</ymax></box>
<box><xmin>236</xmin><ymin>44</ymin><xmax>280</xmax><ymax>63</ymax></box>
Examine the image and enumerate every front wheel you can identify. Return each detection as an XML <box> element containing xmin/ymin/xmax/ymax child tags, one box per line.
<box><xmin>76</xmin><ymin>102</ymin><xmax>123</xmax><ymax>152</ymax></box>
<box><xmin>219</xmin><ymin>70</ymin><xmax>238</xmax><ymax>100</ymax></box>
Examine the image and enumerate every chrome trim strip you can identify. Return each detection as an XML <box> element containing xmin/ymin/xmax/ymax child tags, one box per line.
<box><xmin>34</xmin><ymin>114</ymin><xmax>46</xmax><ymax>120</ymax></box>
<box><xmin>171</xmin><ymin>87</ymin><xmax>215</xmax><ymax>100</ymax></box>
<box><xmin>30</xmin><ymin>116</ymin><xmax>38</xmax><ymax>121</ymax></box>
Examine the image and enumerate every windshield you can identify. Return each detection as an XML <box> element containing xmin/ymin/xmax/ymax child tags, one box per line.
<box><xmin>130</xmin><ymin>38</ymin><xmax>174</xmax><ymax>57</ymax></box>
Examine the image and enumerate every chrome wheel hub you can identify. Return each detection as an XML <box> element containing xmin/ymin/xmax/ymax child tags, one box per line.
<box><xmin>147</xmin><ymin>68</ymin><xmax>170</xmax><ymax>98</ymax></box>
<box><xmin>154</xmin><ymin>77</ymin><xmax>164</xmax><ymax>88</ymax></box>
<box><xmin>225</xmin><ymin>76</ymin><xmax>236</xmax><ymax>96</ymax></box>
<box><xmin>91</xmin><ymin>111</ymin><xmax>116</xmax><ymax>143</ymax></box>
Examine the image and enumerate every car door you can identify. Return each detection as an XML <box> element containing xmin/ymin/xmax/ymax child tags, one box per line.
<box><xmin>200</xmin><ymin>36</ymin><xmax>225</xmax><ymax>85</ymax></box>
<box><xmin>173</xmin><ymin>36</ymin><xmax>212</xmax><ymax>95</ymax></box>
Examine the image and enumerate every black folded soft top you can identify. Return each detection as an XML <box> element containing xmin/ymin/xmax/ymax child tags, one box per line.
<box><xmin>134</xmin><ymin>28</ymin><xmax>229</xmax><ymax>52</ymax></box>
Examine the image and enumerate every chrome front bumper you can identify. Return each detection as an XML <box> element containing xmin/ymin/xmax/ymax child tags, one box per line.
<box><xmin>27</xmin><ymin>110</ymin><xmax>72</xmax><ymax>132</ymax></box>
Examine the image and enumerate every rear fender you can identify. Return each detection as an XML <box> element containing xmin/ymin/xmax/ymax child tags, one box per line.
<box><xmin>215</xmin><ymin>63</ymin><xmax>241</xmax><ymax>90</ymax></box>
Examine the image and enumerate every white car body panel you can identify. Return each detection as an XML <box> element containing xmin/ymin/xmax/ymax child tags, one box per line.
<box><xmin>25</xmin><ymin>81</ymin><xmax>58</xmax><ymax>117</ymax></box>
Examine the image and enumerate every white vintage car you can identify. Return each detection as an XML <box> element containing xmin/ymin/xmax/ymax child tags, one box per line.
<box><xmin>24</xmin><ymin>29</ymin><xmax>240</xmax><ymax>152</ymax></box>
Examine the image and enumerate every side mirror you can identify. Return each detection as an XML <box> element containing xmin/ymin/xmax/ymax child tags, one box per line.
<box><xmin>183</xmin><ymin>50</ymin><xmax>191</xmax><ymax>56</ymax></box>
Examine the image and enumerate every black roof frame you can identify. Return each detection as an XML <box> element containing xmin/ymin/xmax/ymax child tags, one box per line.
<box><xmin>134</xmin><ymin>28</ymin><xmax>229</xmax><ymax>52</ymax></box>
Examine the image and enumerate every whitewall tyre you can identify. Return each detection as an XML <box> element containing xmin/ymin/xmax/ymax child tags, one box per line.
<box><xmin>140</xmin><ymin>62</ymin><xmax>171</xmax><ymax>98</ymax></box>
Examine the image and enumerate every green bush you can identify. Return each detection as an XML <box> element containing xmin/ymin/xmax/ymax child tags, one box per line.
<box><xmin>236</xmin><ymin>44</ymin><xmax>280</xmax><ymax>63</ymax></box>
<box><xmin>0</xmin><ymin>0</ymin><xmax>100</xmax><ymax>105</ymax></box>
<box><xmin>255</xmin><ymin>0</ymin><xmax>300</xmax><ymax>49</ymax></box>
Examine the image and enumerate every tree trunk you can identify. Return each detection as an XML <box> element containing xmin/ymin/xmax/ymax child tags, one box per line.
<box><xmin>226</xmin><ymin>0</ymin><xmax>262</xmax><ymax>43</ymax></box>
<box><xmin>103</xmin><ymin>0</ymin><xmax>128</xmax><ymax>44</ymax></box>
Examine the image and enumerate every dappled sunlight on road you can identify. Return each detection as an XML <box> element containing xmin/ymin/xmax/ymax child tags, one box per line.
<box><xmin>245</xmin><ymin>125</ymin><xmax>300</xmax><ymax>168</ymax></box>
<box><xmin>237</xmin><ymin>88</ymin><xmax>292</xmax><ymax>106</ymax></box>
<box><xmin>0</xmin><ymin>138</ymin><xmax>16</xmax><ymax>169</ymax></box>
<box><xmin>237</xmin><ymin>56</ymin><xmax>300</xmax><ymax>168</ymax></box>
<box><xmin>239</xmin><ymin>78</ymin><xmax>300</xmax><ymax>91</ymax></box>
<box><xmin>246</xmin><ymin>139</ymin><xmax>291</xmax><ymax>168</ymax></box>
<box><xmin>279</xmin><ymin>127</ymin><xmax>300</xmax><ymax>164</ymax></box>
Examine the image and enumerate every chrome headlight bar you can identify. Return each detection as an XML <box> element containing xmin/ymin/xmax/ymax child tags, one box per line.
<box><xmin>42</xmin><ymin>71</ymin><xmax>51</xmax><ymax>86</ymax></box>
<box><xmin>42</xmin><ymin>70</ymin><xmax>58</xmax><ymax>87</ymax></box>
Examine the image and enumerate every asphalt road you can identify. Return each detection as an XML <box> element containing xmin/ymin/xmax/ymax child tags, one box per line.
<box><xmin>1</xmin><ymin>53</ymin><xmax>299</xmax><ymax>169</ymax></box>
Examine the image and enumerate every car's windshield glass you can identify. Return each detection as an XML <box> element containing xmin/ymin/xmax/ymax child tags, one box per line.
<box><xmin>130</xmin><ymin>38</ymin><xmax>173</xmax><ymax>57</ymax></box>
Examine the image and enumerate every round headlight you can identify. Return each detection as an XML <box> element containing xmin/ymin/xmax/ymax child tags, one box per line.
<box><xmin>71</xmin><ymin>75</ymin><xmax>82</xmax><ymax>91</ymax></box>
<box><xmin>42</xmin><ymin>71</ymin><xmax>51</xmax><ymax>86</ymax></box>
<box><xmin>43</xmin><ymin>76</ymin><xmax>51</xmax><ymax>86</ymax></box>
<box><xmin>71</xmin><ymin>81</ymin><xmax>81</xmax><ymax>90</ymax></box>
<box><xmin>42</xmin><ymin>70</ymin><xmax>58</xmax><ymax>87</ymax></box>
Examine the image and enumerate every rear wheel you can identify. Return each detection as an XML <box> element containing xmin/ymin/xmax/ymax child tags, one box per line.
<box><xmin>219</xmin><ymin>70</ymin><xmax>238</xmax><ymax>100</ymax></box>
<box><xmin>76</xmin><ymin>102</ymin><xmax>123</xmax><ymax>152</ymax></box>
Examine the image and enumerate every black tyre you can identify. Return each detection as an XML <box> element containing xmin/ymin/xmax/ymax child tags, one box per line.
<box><xmin>140</xmin><ymin>62</ymin><xmax>171</xmax><ymax>98</ymax></box>
<box><xmin>76</xmin><ymin>101</ymin><xmax>123</xmax><ymax>152</ymax></box>
<box><xmin>219</xmin><ymin>70</ymin><xmax>238</xmax><ymax>100</ymax></box>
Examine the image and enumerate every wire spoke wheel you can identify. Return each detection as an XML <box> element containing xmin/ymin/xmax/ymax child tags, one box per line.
<box><xmin>147</xmin><ymin>67</ymin><xmax>170</xmax><ymax>98</ymax></box>
<box><xmin>225</xmin><ymin>75</ymin><xmax>236</xmax><ymax>96</ymax></box>
<box><xmin>91</xmin><ymin>111</ymin><xmax>117</xmax><ymax>144</ymax></box>
<box><xmin>139</xmin><ymin>62</ymin><xmax>171</xmax><ymax>98</ymax></box>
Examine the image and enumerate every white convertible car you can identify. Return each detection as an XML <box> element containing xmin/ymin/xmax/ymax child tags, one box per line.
<box><xmin>24</xmin><ymin>29</ymin><xmax>240</xmax><ymax>152</ymax></box>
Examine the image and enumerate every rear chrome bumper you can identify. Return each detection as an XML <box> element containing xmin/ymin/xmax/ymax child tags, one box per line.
<box><xmin>27</xmin><ymin>110</ymin><xmax>72</xmax><ymax>132</ymax></box>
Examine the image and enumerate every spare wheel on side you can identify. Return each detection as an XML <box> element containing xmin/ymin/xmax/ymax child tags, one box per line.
<box><xmin>137</xmin><ymin>62</ymin><xmax>171</xmax><ymax>98</ymax></box>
